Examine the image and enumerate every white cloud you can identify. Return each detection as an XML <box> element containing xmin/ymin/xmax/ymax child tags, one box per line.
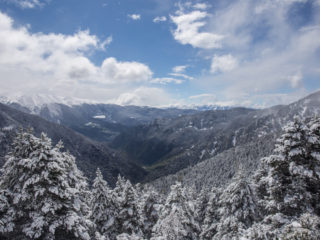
<box><xmin>288</xmin><ymin>72</ymin><xmax>303</xmax><ymax>88</ymax></box>
<box><xmin>153</xmin><ymin>64</ymin><xmax>193</xmax><ymax>84</ymax></box>
<box><xmin>101</xmin><ymin>58</ymin><xmax>152</xmax><ymax>84</ymax></box>
<box><xmin>169</xmin><ymin>73</ymin><xmax>194</xmax><ymax>81</ymax></box>
<box><xmin>189</xmin><ymin>93</ymin><xmax>216</xmax><ymax>99</ymax></box>
<box><xmin>112</xmin><ymin>87</ymin><xmax>173</xmax><ymax>106</ymax></box>
<box><xmin>233</xmin><ymin>90</ymin><xmax>309</xmax><ymax>109</ymax></box>
<box><xmin>185</xmin><ymin>90</ymin><xmax>308</xmax><ymax>109</ymax></box>
<box><xmin>205</xmin><ymin>23</ymin><xmax>320</xmax><ymax>101</ymax></box>
<box><xmin>210</xmin><ymin>54</ymin><xmax>238</xmax><ymax>73</ymax></box>
<box><xmin>185</xmin><ymin>93</ymin><xmax>219</xmax><ymax>106</ymax></box>
<box><xmin>172</xmin><ymin>65</ymin><xmax>187</xmax><ymax>73</ymax></box>
<box><xmin>170</xmin><ymin>10</ymin><xmax>224</xmax><ymax>49</ymax></box>
<box><xmin>193</xmin><ymin>3</ymin><xmax>208</xmax><ymax>10</ymax></box>
<box><xmin>7</xmin><ymin>0</ymin><xmax>46</xmax><ymax>9</ymax></box>
<box><xmin>166</xmin><ymin>0</ymin><xmax>320</xmax><ymax>107</ymax></box>
<box><xmin>0</xmin><ymin>11</ymin><xmax>155</xmax><ymax>103</ymax></box>
<box><xmin>128</xmin><ymin>14</ymin><xmax>141</xmax><ymax>20</ymax></box>
<box><xmin>100</xmin><ymin>35</ymin><xmax>112</xmax><ymax>49</ymax></box>
<box><xmin>151</xmin><ymin>77</ymin><xmax>183</xmax><ymax>84</ymax></box>
<box><xmin>153</xmin><ymin>16</ymin><xmax>167</xmax><ymax>23</ymax></box>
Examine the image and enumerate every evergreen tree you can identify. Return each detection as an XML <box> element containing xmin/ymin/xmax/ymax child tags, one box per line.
<box><xmin>200</xmin><ymin>187</ymin><xmax>221</xmax><ymax>239</ymax></box>
<box><xmin>280</xmin><ymin>213</ymin><xmax>320</xmax><ymax>240</ymax></box>
<box><xmin>194</xmin><ymin>187</ymin><xmax>210</xmax><ymax>227</ymax></box>
<box><xmin>0</xmin><ymin>130</ymin><xmax>96</xmax><ymax>240</ymax></box>
<box><xmin>214</xmin><ymin>174</ymin><xmax>258</xmax><ymax>240</ymax></box>
<box><xmin>243</xmin><ymin>212</ymin><xmax>320</xmax><ymax>240</ymax></box>
<box><xmin>305</xmin><ymin>116</ymin><xmax>320</xmax><ymax>214</ymax></box>
<box><xmin>151</xmin><ymin>182</ymin><xmax>200</xmax><ymax>240</ymax></box>
<box><xmin>259</xmin><ymin>117</ymin><xmax>312</xmax><ymax>216</ymax></box>
<box><xmin>116</xmin><ymin>233</ymin><xmax>145</xmax><ymax>240</ymax></box>
<box><xmin>245</xmin><ymin>117</ymin><xmax>320</xmax><ymax>239</ymax></box>
<box><xmin>0</xmin><ymin>189</ymin><xmax>14</xmax><ymax>235</ymax></box>
<box><xmin>139</xmin><ymin>185</ymin><xmax>161</xmax><ymax>239</ymax></box>
<box><xmin>241</xmin><ymin>213</ymin><xmax>286</xmax><ymax>240</ymax></box>
<box><xmin>90</xmin><ymin>168</ymin><xmax>115</xmax><ymax>238</ymax></box>
<box><xmin>112</xmin><ymin>175</ymin><xmax>143</xmax><ymax>238</ymax></box>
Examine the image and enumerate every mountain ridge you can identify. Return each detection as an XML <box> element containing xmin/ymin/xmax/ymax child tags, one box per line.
<box><xmin>149</xmin><ymin>90</ymin><xmax>320</xmax><ymax>190</ymax></box>
<box><xmin>0</xmin><ymin>103</ymin><xmax>146</xmax><ymax>186</ymax></box>
<box><xmin>1</xmin><ymin>90</ymin><xmax>320</xmax><ymax>185</ymax></box>
<box><xmin>113</xmin><ymin>90</ymin><xmax>320</xmax><ymax>182</ymax></box>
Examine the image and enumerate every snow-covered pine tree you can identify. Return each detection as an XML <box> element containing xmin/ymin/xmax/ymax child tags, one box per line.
<box><xmin>260</xmin><ymin>117</ymin><xmax>312</xmax><ymax>216</ymax></box>
<box><xmin>112</xmin><ymin>175</ymin><xmax>143</xmax><ymax>238</ymax></box>
<box><xmin>91</xmin><ymin>168</ymin><xmax>116</xmax><ymax>238</ymax></box>
<box><xmin>280</xmin><ymin>213</ymin><xmax>320</xmax><ymax>239</ymax></box>
<box><xmin>0</xmin><ymin>189</ymin><xmax>14</xmax><ymax>235</ymax></box>
<box><xmin>151</xmin><ymin>182</ymin><xmax>200</xmax><ymax>240</ymax></box>
<box><xmin>0</xmin><ymin>130</ymin><xmax>96</xmax><ymax>240</ymax></box>
<box><xmin>305</xmin><ymin>116</ymin><xmax>320</xmax><ymax>214</ymax></box>
<box><xmin>101</xmin><ymin>175</ymin><xmax>125</xmax><ymax>239</ymax></box>
<box><xmin>213</xmin><ymin>173</ymin><xmax>258</xmax><ymax>240</ymax></box>
<box><xmin>244</xmin><ymin>117</ymin><xmax>320</xmax><ymax>239</ymax></box>
<box><xmin>139</xmin><ymin>185</ymin><xmax>161</xmax><ymax>239</ymax></box>
<box><xmin>200</xmin><ymin>187</ymin><xmax>221</xmax><ymax>239</ymax></box>
<box><xmin>194</xmin><ymin>187</ymin><xmax>210</xmax><ymax>227</ymax></box>
<box><xmin>116</xmin><ymin>233</ymin><xmax>145</xmax><ymax>240</ymax></box>
<box><xmin>257</xmin><ymin>117</ymin><xmax>320</xmax><ymax>215</ymax></box>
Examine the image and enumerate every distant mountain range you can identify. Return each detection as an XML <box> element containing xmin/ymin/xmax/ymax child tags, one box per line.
<box><xmin>0</xmin><ymin>95</ymin><xmax>233</xmax><ymax>143</ymax></box>
<box><xmin>1</xmin><ymin>95</ymin><xmax>200</xmax><ymax>142</ymax></box>
<box><xmin>1</xmin><ymin>91</ymin><xmax>320</xmax><ymax>185</ymax></box>
<box><xmin>0</xmin><ymin>94</ymin><xmax>232</xmax><ymax>112</ymax></box>
<box><xmin>0</xmin><ymin>94</ymin><xmax>92</xmax><ymax>111</ymax></box>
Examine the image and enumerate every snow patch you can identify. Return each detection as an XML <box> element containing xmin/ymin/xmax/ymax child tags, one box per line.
<box><xmin>93</xmin><ymin>115</ymin><xmax>106</xmax><ymax>119</ymax></box>
<box><xmin>232</xmin><ymin>136</ymin><xmax>236</xmax><ymax>147</ymax></box>
<box><xmin>85</xmin><ymin>122</ymin><xmax>100</xmax><ymax>127</ymax></box>
<box><xmin>210</xmin><ymin>148</ymin><xmax>216</xmax><ymax>155</ymax></box>
<box><xmin>2</xmin><ymin>125</ymin><xmax>14</xmax><ymax>131</ymax></box>
<box><xmin>301</xmin><ymin>106</ymin><xmax>307</xmax><ymax>116</ymax></box>
<box><xmin>199</xmin><ymin>150</ymin><xmax>206</xmax><ymax>160</ymax></box>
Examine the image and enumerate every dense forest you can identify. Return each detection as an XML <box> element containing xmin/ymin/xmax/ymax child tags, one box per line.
<box><xmin>1</xmin><ymin>116</ymin><xmax>320</xmax><ymax>239</ymax></box>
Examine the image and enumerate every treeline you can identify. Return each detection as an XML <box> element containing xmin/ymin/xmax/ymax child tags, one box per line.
<box><xmin>1</xmin><ymin>116</ymin><xmax>320</xmax><ymax>239</ymax></box>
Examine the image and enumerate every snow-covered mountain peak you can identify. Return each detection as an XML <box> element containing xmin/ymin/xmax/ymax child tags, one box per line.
<box><xmin>0</xmin><ymin>94</ymin><xmax>96</xmax><ymax>113</ymax></box>
<box><xmin>163</xmin><ymin>103</ymin><xmax>232</xmax><ymax>111</ymax></box>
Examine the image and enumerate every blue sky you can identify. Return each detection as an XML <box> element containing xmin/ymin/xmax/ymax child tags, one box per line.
<box><xmin>0</xmin><ymin>0</ymin><xmax>319</xmax><ymax>108</ymax></box>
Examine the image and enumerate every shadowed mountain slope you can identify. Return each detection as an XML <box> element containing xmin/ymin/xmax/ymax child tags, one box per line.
<box><xmin>0</xmin><ymin>103</ymin><xmax>146</xmax><ymax>186</ymax></box>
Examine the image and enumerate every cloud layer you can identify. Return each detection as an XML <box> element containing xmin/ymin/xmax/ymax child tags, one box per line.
<box><xmin>111</xmin><ymin>87</ymin><xmax>173</xmax><ymax>106</ymax></box>
<box><xmin>1</xmin><ymin>1</ymin><xmax>320</xmax><ymax>109</ymax></box>
<box><xmin>6</xmin><ymin>0</ymin><xmax>47</xmax><ymax>9</ymax></box>
<box><xmin>169</xmin><ymin>0</ymin><xmax>320</xmax><ymax>107</ymax></box>
<box><xmin>128</xmin><ymin>14</ymin><xmax>141</xmax><ymax>20</ymax></box>
<box><xmin>170</xmin><ymin>10</ymin><xmax>224</xmax><ymax>49</ymax></box>
<box><xmin>0</xmin><ymin>11</ymin><xmax>174</xmax><ymax>106</ymax></box>
<box><xmin>153</xmin><ymin>16</ymin><xmax>167</xmax><ymax>23</ymax></box>
<box><xmin>210</xmin><ymin>55</ymin><xmax>238</xmax><ymax>73</ymax></box>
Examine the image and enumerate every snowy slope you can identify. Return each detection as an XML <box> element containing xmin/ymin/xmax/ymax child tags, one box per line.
<box><xmin>114</xmin><ymin>90</ymin><xmax>320</xmax><ymax>182</ymax></box>
<box><xmin>149</xmin><ymin>90</ymin><xmax>320</xmax><ymax>190</ymax></box>
<box><xmin>0</xmin><ymin>94</ymin><xmax>91</xmax><ymax>112</ymax></box>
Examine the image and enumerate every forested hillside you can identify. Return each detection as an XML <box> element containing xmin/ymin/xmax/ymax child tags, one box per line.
<box><xmin>1</xmin><ymin>116</ymin><xmax>320</xmax><ymax>239</ymax></box>
<box><xmin>0</xmin><ymin>103</ymin><xmax>146</xmax><ymax>185</ymax></box>
<box><xmin>115</xmin><ymin>90</ymin><xmax>320</xmax><ymax>182</ymax></box>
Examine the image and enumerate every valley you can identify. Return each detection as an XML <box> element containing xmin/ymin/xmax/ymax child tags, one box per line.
<box><xmin>1</xmin><ymin>90</ymin><xmax>320</xmax><ymax>185</ymax></box>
